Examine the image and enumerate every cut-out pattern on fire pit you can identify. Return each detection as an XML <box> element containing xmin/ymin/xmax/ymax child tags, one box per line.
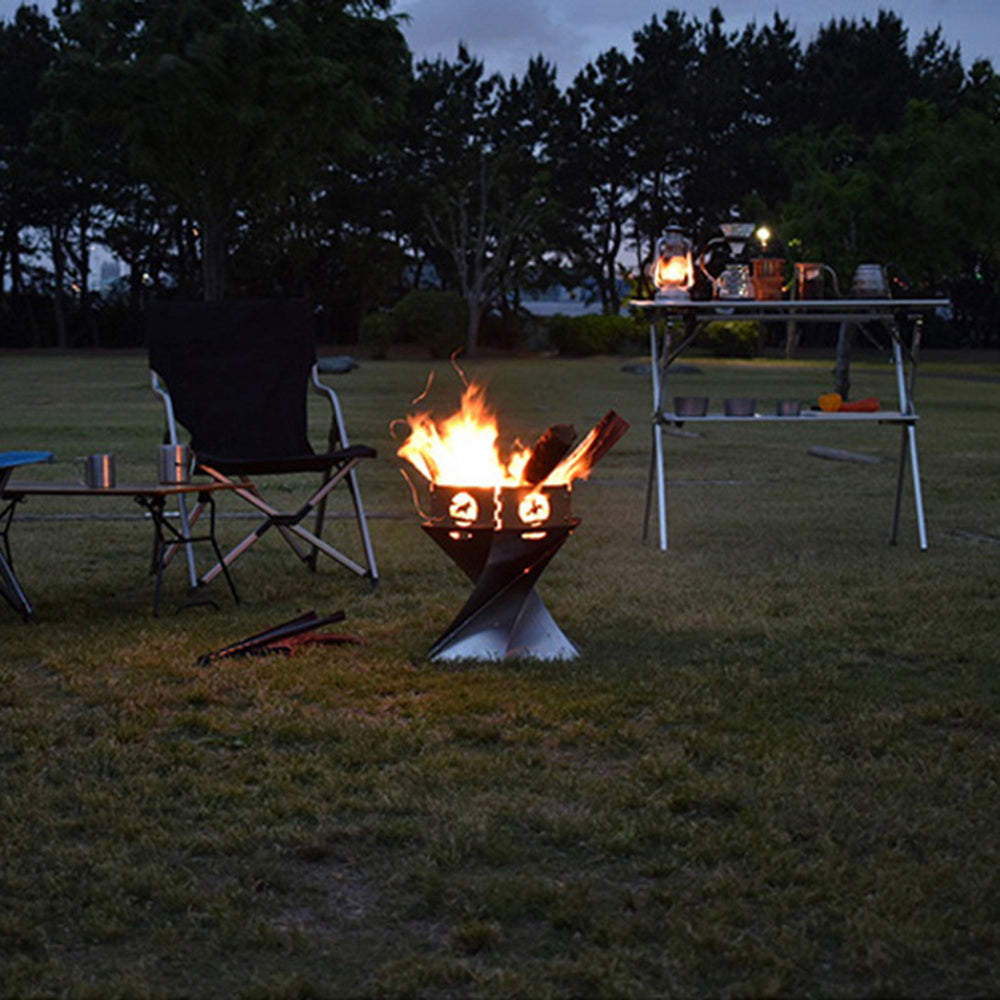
<box><xmin>397</xmin><ymin>383</ymin><xmax>628</xmax><ymax>661</ymax></box>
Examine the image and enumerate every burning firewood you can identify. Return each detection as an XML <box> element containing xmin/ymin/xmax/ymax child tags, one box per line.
<box><xmin>541</xmin><ymin>411</ymin><xmax>630</xmax><ymax>486</ymax></box>
<box><xmin>396</xmin><ymin>382</ymin><xmax>628</xmax><ymax>489</ymax></box>
<box><xmin>522</xmin><ymin>424</ymin><xmax>576</xmax><ymax>484</ymax></box>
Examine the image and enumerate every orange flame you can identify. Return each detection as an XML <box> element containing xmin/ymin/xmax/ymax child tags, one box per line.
<box><xmin>654</xmin><ymin>252</ymin><xmax>694</xmax><ymax>291</ymax></box>
<box><xmin>397</xmin><ymin>382</ymin><xmax>532</xmax><ymax>487</ymax></box>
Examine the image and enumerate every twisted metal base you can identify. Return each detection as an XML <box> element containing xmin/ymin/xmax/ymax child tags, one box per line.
<box><xmin>423</xmin><ymin>522</ymin><xmax>580</xmax><ymax>662</ymax></box>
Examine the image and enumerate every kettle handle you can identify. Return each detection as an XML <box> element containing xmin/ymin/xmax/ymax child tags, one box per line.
<box><xmin>697</xmin><ymin>236</ymin><xmax>727</xmax><ymax>288</ymax></box>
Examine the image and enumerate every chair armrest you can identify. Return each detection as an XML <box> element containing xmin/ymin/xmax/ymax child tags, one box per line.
<box><xmin>150</xmin><ymin>370</ymin><xmax>185</xmax><ymax>447</ymax></box>
<box><xmin>310</xmin><ymin>364</ymin><xmax>352</xmax><ymax>450</ymax></box>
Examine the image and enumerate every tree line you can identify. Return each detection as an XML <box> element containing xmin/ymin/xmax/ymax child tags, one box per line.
<box><xmin>2</xmin><ymin>1</ymin><xmax>999</xmax><ymax>352</ymax></box>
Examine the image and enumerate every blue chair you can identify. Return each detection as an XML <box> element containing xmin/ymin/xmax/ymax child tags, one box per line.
<box><xmin>1</xmin><ymin>450</ymin><xmax>55</xmax><ymax>620</ymax></box>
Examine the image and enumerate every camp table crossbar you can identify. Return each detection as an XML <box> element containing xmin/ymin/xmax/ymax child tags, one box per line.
<box><xmin>1</xmin><ymin>481</ymin><xmax>241</xmax><ymax>618</ymax></box>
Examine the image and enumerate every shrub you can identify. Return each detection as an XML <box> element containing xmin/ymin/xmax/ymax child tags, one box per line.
<box><xmin>358</xmin><ymin>310</ymin><xmax>396</xmax><ymax>360</ymax></box>
<box><xmin>480</xmin><ymin>310</ymin><xmax>528</xmax><ymax>351</ymax></box>
<box><xmin>393</xmin><ymin>289</ymin><xmax>467</xmax><ymax>358</ymax></box>
<box><xmin>547</xmin><ymin>312</ymin><xmax>639</xmax><ymax>356</ymax></box>
<box><xmin>697</xmin><ymin>320</ymin><xmax>760</xmax><ymax>358</ymax></box>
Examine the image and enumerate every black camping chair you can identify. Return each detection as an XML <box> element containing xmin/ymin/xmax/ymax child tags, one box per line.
<box><xmin>146</xmin><ymin>299</ymin><xmax>378</xmax><ymax>590</ymax></box>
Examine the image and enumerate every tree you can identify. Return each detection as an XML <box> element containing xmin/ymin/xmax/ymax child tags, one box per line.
<box><xmin>489</xmin><ymin>55</ymin><xmax>564</xmax><ymax>319</ymax></box>
<box><xmin>630</xmin><ymin>7</ymin><xmax>701</xmax><ymax>271</ymax></box>
<box><xmin>739</xmin><ymin>13</ymin><xmax>803</xmax><ymax>212</ymax></box>
<box><xmin>55</xmin><ymin>0</ymin><xmax>408</xmax><ymax>301</ymax></box>
<box><xmin>631</xmin><ymin>7</ymin><xmax>805</xmax><ymax>258</ymax></box>
<box><xmin>401</xmin><ymin>48</ymin><xmax>558</xmax><ymax>356</ymax></box>
<box><xmin>798</xmin><ymin>11</ymin><xmax>915</xmax><ymax>143</ymax></box>
<box><xmin>556</xmin><ymin>47</ymin><xmax>638</xmax><ymax>312</ymax></box>
<box><xmin>0</xmin><ymin>6</ymin><xmax>59</xmax><ymax>343</ymax></box>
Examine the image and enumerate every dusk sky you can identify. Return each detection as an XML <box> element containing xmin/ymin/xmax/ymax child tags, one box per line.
<box><xmin>2</xmin><ymin>0</ymin><xmax>997</xmax><ymax>85</ymax></box>
<box><xmin>394</xmin><ymin>0</ymin><xmax>998</xmax><ymax>83</ymax></box>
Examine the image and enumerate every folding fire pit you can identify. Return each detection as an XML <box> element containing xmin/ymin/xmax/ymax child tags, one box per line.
<box><xmin>397</xmin><ymin>386</ymin><xmax>628</xmax><ymax>662</ymax></box>
<box><xmin>422</xmin><ymin>482</ymin><xmax>579</xmax><ymax>661</ymax></box>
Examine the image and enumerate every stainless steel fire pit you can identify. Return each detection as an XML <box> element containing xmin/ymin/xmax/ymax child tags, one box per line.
<box><xmin>396</xmin><ymin>384</ymin><xmax>629</xmax><ymax>662</ymax></box>
<box><xmin>422</xmin><ymin>483</ymin><xmax>579</xmax><ymax>662</ymax></box>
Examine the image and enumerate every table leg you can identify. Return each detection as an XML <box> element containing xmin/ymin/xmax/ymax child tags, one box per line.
<box><xmin>891</xmin><ymin>428</ymin><xmax>907</xmax><ymax>546</ymax></box>
<box><xmin>890</xmin><ymin>334</ymin><xmax>928</xmax><ymax>551</ymax></box>
<box><xmin>0</xmin><ymin>493</ymin><xmax>33</xmax><ymax>620</ymax></box>
<box><xmin>137</xmin><ymin>493</ymin><xmax>240</xmax><ymax>615</ymax></box>
<box><xmin>647</xmin><ymin>321</ymin><xmax>669</xmax><ymax>550</ymax></box>
<box><xmin>0</xmin><ymin>550</ymin><xmax>33</xmax><ymax>621</ymax></box>
<box><xmin>907</xmin><ymin>423</ymin><xmax>929</xmax><ymax>551</ymax></box>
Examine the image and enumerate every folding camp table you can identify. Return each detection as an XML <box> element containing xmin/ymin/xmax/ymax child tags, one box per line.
<box><xmin>0</xmin><ymin>480</ymin><xmax>240</xmax><ymax>618</ymax></box>
<box><xmin>632</xmin><ymin>297</ymin><xmax>948</xmax><ymax>551</ymax></box>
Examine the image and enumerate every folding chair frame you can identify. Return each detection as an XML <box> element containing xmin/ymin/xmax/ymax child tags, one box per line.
<box><xmin>150</xmin><ymin>364</ymin><xmax>379</xmax><ymax>589</ymax></box>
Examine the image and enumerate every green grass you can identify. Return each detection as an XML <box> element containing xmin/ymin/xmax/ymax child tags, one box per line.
<box><xmin>2</xmin><ymin>347</ymin><xmax>999</xmax><ymax>999</ymax></box>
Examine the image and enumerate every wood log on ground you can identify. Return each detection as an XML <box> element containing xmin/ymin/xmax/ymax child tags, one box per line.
<box><xmin>806</xmin><ymin>445</ymin><xmax>882</xmax><ymax>465</ymax></box>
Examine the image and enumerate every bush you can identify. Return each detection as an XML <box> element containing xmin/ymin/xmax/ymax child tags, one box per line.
<box><xmin>697</xmin><ymin>320</ymin><xmax>760</xmax><ymax>358</ymax></box>
<box><xmin>393</xmin><ymin>289</ymin><xmax>467</xmax><ymax>358</ymax></box>
<box><xmin>547</xmin><ymin>312</ymin><xmax>639</xmax><ymax>356</ymax></box>
<box><xmin>358</xmin><ymin>310</ymin><xmax>396</xmax><ymax>360</ymax></box>
<box><xmin>480</xmin><ymin>310</ymin><xmax>529</xmax><ymax>351</ymax></box>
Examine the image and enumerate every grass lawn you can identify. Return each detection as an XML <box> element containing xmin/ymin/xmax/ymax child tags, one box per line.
<box><xmin>1</xmin><ymin>346</ymin><xmax>999</xmax><ymax>999</ymax></box>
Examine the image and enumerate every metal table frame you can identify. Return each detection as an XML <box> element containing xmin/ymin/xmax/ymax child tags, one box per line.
<box><xmin>0</xmin><ymin>451</ymin><xmax>54</xmax><ymax>620</ymax></box>
<box><xmin>1</xmin><ymin>481</ymin><xmax>240</xmax><ymax>619</ymax></box>
<box><xmin>631</xmin><ymin>297</ymin><xmax>948</xmax><ymax>552</ymax></box>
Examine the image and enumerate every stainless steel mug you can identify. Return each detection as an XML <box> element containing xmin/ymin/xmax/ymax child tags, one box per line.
<box><xmin>157</xmin><ymin>443</ymin><xmax>191</xmax><ymax>484</ymax></box>
<box><xmin>77</xmin><ymin>453</ymin><xmax>116</xmax><ymax>488</ymax></box>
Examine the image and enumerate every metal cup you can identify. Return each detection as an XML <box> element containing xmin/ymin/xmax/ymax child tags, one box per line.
<box><xmin>77</xmin><ymin>453</ymin><xmax>116</xmax><ymax>489</ymax></box>
<box><xmin>851</xmin><ymin>263</ymin><xmax>888</xmax><ymax>298</ymax></box>
<box><xmin>157</xmin><ymin>443</ymin><xmax>191</xmax><ymax>485</ymax></box>
<box><xmin>795</xmin><ymin>262</ymin><xmax>823</xmax><ymax>299</ymax></box>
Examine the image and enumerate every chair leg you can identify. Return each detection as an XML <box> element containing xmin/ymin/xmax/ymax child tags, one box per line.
<box><xmin>346</xmin><ymin>466</ymin><xmax>379</xmax><ymax>583</ymax></box>
<box><xmin>307</xmin><ymin>468</ymin><xmax>332</xmax><ymax>572</ymax></box>
<box><xmin>197</xmin><ymin>462</ymin><xmax>376</xmax><ymax>584</ymax></box>
<box><xmin>308</xmin><ymin>466</ymin><xmax>378</xmax><ymax>583</ymax></box>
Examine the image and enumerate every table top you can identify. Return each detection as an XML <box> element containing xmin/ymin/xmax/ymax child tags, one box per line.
<box><xmin>2</xmin><ymin>480</ymin><xmax>236</xmax><ymax>498</ymax></box>
<box><xmin>0</xmin><ymin>451</ymin><xmax>55</xmax><ymax>471</ymax></box>
<box><xmin>629</xmin><ymin>297</ymin><xmax>949</xmax><ymax>319</ymax></box>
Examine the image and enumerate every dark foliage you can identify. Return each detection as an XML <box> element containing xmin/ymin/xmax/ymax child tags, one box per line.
<box><xmin>1</xmin><ymin>3</ymin><xmax>999</xmax><ymax>350</ymax></box>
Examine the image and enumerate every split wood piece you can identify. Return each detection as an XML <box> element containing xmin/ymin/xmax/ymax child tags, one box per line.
<box><xmin>523</xmin><ymin>424</ymin><xmax>576</xmax><ymax>484</ymax></box>
<box><xmin>951</xmin><ymin>529</ymin><xmax>1000</xmax><ymax>546</ymax></box>
<box><xmin>197</xmin><ymin>609</ymin><xmax>346</xmax><ymax>664</ymax></box>
<box><xmin>541</xmin><ymin>411</ymin><xmax>630</xmax><ymax>484</ymax></box>
<box><xmin>262</xmin><ymin>631</ymin><xmax>363</xmax><ymax>655</ymax></box>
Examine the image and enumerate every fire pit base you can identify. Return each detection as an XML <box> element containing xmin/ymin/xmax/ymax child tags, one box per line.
<box><xmin>423</xmin><ymin>522</ymin><xmax>580</xmax><ymax>662</ymax></box>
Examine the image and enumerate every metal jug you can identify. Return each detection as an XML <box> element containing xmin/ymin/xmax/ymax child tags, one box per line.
<box><xmin>698</xmin><ymin>239</ymin><xmax>753</xmax><ymax>300</ymax></box>
<box><xmin>714</xmin><ymin>263</ymin><xmax>754</xmax><ymax>299</ymax></box>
